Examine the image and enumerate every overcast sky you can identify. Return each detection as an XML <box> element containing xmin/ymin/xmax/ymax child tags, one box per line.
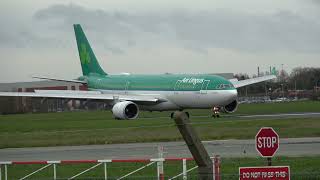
<box><xmin>1</xmin><ymin>0</ymin><xmax>320</xmax><ymax>82</ymax></box>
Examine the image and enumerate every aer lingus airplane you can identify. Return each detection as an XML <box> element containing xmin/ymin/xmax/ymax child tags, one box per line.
<box><xmin>0</xmin><ymin>24</ymin><xmax>276</xmax><ymax>119</ymax></box>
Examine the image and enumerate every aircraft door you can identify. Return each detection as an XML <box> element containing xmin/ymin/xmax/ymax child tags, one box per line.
<box><xmin>125</xmin><ymin>81</ymin><xmax>130</xmax><ymax>94</ymax></box>
<box><xmin>174</xmin><ymin>80</ymin><xmax>182</xmax><ymax>94</ymax></box>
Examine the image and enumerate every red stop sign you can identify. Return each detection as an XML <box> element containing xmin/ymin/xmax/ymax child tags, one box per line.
<box><xmin>255</xmin><ymin>127</ymin><xmax>279</xmax><ymax>157</ymax></box>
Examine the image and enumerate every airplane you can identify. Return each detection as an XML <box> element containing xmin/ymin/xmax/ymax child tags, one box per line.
<box><xmin>0</xmin><ymin>24</ymin><xmax>276</xmax><ymax>120</ymax></box>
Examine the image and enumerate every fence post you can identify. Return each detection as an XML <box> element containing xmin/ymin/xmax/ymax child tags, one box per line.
<box><xmin>0</xmin><ymin>164</ymin><xmax>2</xmax><ymax>180</ymax></box>
<box><xmin>4</xmin><ymin>165</ymin><xmax>7</xmax><ymax>180</ymax></box>
<box><xmin>53</xmin><ymin>163</ymin><xmax>57</xmax><ymax>180</ymax></box>
<box><xmin>182</xmin><ymin>159</ymin><xmax>187</xmax><ymax>180</ymax></box>
<box><xmin>104</xmin><ymin>162</ymin><xmax>107</xmax><ymax>180</ymax></box>
<box><xmin>212</xmin><ymin>155</ymin><xmax>221</xmax><ymax>180</ymax></box>
<box><xmin>157</xmin><ymin>146</ymin><xmax>164</xmax><ymax>180</ymax></box>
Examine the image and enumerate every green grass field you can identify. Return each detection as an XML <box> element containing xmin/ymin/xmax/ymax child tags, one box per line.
<box><xmin>3</xmin><ymin>156</ymin><xmax>320</xmax><ymax>179</ymax></box>
<box><xmin>0</xmin><ymin>101</ymin><xmax>319</xmax><ymax>148</ymax></box>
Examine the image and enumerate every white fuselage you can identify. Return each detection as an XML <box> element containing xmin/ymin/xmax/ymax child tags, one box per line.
<box><xmin>94</xmin><ymin>89</ymin><xmax>238</xmax><ymax>111</ymax></box>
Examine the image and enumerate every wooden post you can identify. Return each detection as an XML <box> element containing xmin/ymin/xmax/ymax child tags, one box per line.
<box><xmin>267</xmin><ymin>157</ymin><xmax>272</xmax><ymax>166</ymax></box>
<box><xmin>173</xmin><ymin>111</ymin><xmax>213</xmax><ymax>180</ymax></box>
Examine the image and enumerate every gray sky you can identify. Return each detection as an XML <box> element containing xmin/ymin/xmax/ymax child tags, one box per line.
<box><xmin>1</xmin><ymin>0</ymin><xmax>320</xmax><ymax>82</ymax></box>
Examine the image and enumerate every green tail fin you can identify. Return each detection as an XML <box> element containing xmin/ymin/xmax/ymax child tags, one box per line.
<box><xmin>73</xmin><ymin>24</ymin><xmax>107</xmax><ymax>76</ymax></box>
<box><xmin>271</xmin><ymin>67</ymin><xmax>278</xmax><ymax>76</ymax></box>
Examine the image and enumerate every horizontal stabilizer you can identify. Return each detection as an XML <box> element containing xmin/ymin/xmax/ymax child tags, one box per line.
<box><xmin>34</xmin><ymin>90</ymin><xmax>100</xmax><ymax>94</ymax></box>
<box><xmin>32</xmin><ymin>76</ymin><xmax>86</xmax><ymax>84</ymax></box>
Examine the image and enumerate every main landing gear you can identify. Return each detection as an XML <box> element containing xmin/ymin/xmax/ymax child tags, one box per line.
<box><xmin>211</xmin><ymin>106</ymin><xmax>220</xmax><ymax>118</ymax></box>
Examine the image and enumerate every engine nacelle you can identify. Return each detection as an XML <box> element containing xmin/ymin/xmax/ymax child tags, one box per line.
<box><xmin>221</xmin><ymin>100</ymin><xmax>238</xmax><ymax>113</ymax></box>
<box><xmin>112</xmin><ymin>101</ymin><xmax>139</xmax><ymax>120</ymax></box>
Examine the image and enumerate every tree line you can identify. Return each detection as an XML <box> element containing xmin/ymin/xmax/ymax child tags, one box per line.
<box><xmin>235</xmin><ymin>67</ymin><xmax>320</xmax><ymax>99</ymax></box>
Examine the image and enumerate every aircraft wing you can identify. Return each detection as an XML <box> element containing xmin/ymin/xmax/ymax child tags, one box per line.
<box><xmin>232</xmin><ymin>75</ymin><xmax>276</xmax><ymax>88</ymax></box>
<box><xmin>0</xmin><ymin>90</ymin><xmax>162</xmax><ymax>103</ymax></box>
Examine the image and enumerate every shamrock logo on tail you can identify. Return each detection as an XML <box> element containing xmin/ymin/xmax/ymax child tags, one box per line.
<box><xmin>80</xmin><ymin>43</ymin><xmax>91</xmax><ymax>64</ymax></box>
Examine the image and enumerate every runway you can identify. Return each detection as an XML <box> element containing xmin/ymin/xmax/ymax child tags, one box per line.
<box><xmin>1</xmin><ymin>137</ymin><xmax>320</xmax><ymax>161</ymax></box>
<box><xmin>140</xmin><ymin>112</ymin><xmax>320</xmax><ymax>120</ymax></box>
<box><xmin>228</xmin><ymin>112</ymin><xmax>320</xmax><ymax>120</ymax></box>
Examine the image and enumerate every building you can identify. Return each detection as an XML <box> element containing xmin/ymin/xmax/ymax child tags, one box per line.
<box><xmin>0</xmin><ymin>81</ymin><xmax>88</xmax><ymax>114</ymax></box>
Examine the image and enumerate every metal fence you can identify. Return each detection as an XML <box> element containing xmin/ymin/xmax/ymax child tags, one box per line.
<box><xmin>0</xmin><ymin>157</ymin><xmax>212</xmax><ymax>180</ymax></box>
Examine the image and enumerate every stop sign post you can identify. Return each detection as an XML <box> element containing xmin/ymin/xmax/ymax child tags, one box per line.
<box><xmin>256</xmin><ymin>127</ymin><xmax>279</xmax><ymax>165</ymax></box>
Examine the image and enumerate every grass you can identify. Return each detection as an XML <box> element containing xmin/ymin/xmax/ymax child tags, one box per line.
<box><xmin>0</xmin><ymin>101</ymin><xmax>319</xmax><ymax>148</ymax></box>
<box><xmin>2</xmin><ymin>156</ymin><xmax>320</xmax><ymax>179</ymax></box>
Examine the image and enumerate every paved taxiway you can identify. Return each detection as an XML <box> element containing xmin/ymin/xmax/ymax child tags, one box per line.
<box><xmin>140</xmin><ymin>112</ymin><xmax>320</xmax><ymax>120</ymax></box>
<box><xmin>229</xmin><ymin>112</ymin><xmax>320</xmax><ymax>120</ymax></box>
<box><xmin>1</xmin><ymin>137</ymin><xmax>320</xmax><ymax>161</ymax></box>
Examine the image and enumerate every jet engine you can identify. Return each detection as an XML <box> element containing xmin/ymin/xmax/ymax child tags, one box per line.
<box><xmin>112</xmin><ymin>101</ymin><xmax>139</xmax><ymax>119</ymax></box>
<box><xmin>221</xmin><ymin>100</ymin><xmax>238</xmax><ymax>113</ymax></box>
